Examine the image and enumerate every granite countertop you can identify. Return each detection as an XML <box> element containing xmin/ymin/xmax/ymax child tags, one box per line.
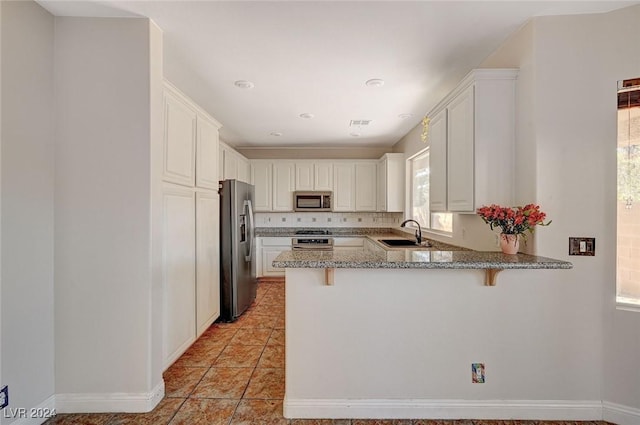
<box><xmin>255</xmin><ymin>227</ymin><xmax>396</xmax><ymax>237</ymax></box>
<box><xmin>272</xmin><ymin>249</ymin><xmax>573</xmax><ymax>270</ymax></box>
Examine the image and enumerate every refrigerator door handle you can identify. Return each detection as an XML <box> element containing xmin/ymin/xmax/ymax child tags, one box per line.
<box><xmin>244</xmin><ymin>199</ymin><xmax>254</xmax><ymax>262</ymax></box>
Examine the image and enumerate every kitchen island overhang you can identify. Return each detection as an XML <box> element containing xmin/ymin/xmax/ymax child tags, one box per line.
<box><xmin>274</xmin><ymin>250</ymin><xmax>591</xmax><ymax>421</ymax></box>
<box><xmin>273</xmin><ymin>249</ymin><xmax>572</xmax><ymax>286</ymax></box>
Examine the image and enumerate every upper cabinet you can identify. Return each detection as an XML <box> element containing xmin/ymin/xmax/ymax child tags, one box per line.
<box><xmin>295</xmin><ymin>161</ymin><xmax>333</xmax><ymax>191</ymax></box>
<box><xmin>163</xmin><ymin>89</ymin><xmax>197</xmax><ymax>187</ymax></box>
<box><xmin>332</xmin><ymin>163</ymin><xmax>356</xmax><ymax>211</ymax></box>
<box><xmin>427</xmin><ymin>69</ymin><xmax>517</xmax><ymax>213</ymax></box>
<box><xmin>272</xmin><ymin>161</ymin><xmax>295</xmax><ymax>211</ymax></box>
<box><xmin>251</xmin><ymin>161</ymin><xmax>273</xmax><ymax>211</ymax></box>
<box><xmin>354</xmin><ymin>162</ymin><xmax>377</xmax><ymax>211</ymax></box>
<box><xmin>376</xmin><ymin>153</ymin><xmax>404</xmax><ymax>212</ymax></box>
<box><xmin>219</xmin><ymin>141</ymin><xmax>250</xmax><ymax>184</ymax></box>
<box><xmin>162</xmin><ymin>81</ymin><xmax>222</xmax><ymax>189</ymax></box>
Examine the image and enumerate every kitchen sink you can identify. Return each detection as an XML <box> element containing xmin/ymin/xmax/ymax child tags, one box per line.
<box><xmin>379</xmin><ymin>239</ymin><xmax>419</xmax><ymax>247</ymax></box>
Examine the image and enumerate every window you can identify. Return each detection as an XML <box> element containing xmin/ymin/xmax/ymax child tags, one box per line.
<box><xmin>408</xmin><ymin>148</ymin><xmax>452</xmax><ymax>233</ymax></box>
<box><xmin>617</xmin><ymin>78</ymin><xmax>640</xmax><ymax>306</ymax></box>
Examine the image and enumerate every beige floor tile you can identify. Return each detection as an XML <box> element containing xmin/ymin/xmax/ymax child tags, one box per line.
<box><xmin>351</xmin><ymin>421</ymin><xmax>411</xmax><ymax>425</ymax></box>
<box><xmin>214</xmin><ymin>344</ymin><xmax>265</xmax><ymax>368</ymax></box>
<box><xmin>257</xmin><ymin>344</ymin><xmax>285</xmax><ymax>368</ymax></box>
<box><xmin>236</xmin><ymin>313</ymin><xmax>277</xmax><ymax>329</ymax></box>
<box><xmin>244</xmin><ymin>368</ymin><xmax>285</xmax><ymax>399</ymax></box>
<box><xmin>290</xmin><ymin>421</ymin><xmax>351</xmax><ymax>425</ymax></box>
<box><xmin>43</xmin><ymin>413</ymin><xmax>114</xmax><ymax>425</ymax></box>
<box><xmin>173</xmin><ymin>341</ymin><xmax>226</xmax><ymax>368</ymax></box>
<box><xmin>268</xmin><ymin>329</ymin><xmax>285</xmax><ymax>345</ymax></box>
<box><xmin>163</xmin><ymin>365</ymin><xmax>208</xmax><ymax>398</ymax></box>
<box><xmin>169</xmin><ymin>398</ymin><xmax>238</xmax><ymax>425</ymax></box>
<box><xmin>230</xmin><ymin>399</ymin><xmax>289</xmax><ymax>425</ymax></box>
<box><xmin>199</xmin><ymin>326</ymin><xmax>238</xmax><ymax>344</ymax></box>
<box><xmin>191</xmin><ymin>367</ymin><xmax>253</xmax><ymax>399</ymax></box>
<box><xmin>108</xmin><ymin>397</ymin><xmax>185</xmax><ymax>425</ymax></box>
<box><xmin>274</xmin><ymin>316</ymin><xmax>286</xmax><ymax>329</ymax></box>
<box><xmin>229</xmin><ymin>327</ymin><xmax>273</xmax><ymax>346</ymax></box>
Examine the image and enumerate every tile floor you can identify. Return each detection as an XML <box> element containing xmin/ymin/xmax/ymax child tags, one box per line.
<box><xmin>46</xmin><ymin>278</ymin><xmax>613</xmax><ymax>425</ymax></box>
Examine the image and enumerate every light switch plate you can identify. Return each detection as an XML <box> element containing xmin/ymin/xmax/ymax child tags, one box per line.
<box><xmin>569</xmin><ymin>237</ymin><xmax>595</xmax><ymax>256</ymax></box>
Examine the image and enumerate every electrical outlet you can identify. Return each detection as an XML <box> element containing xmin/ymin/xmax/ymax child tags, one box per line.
<box><xmin>472</xmin><ymin>363</ymin><xmax>485</xmax><ymax>383</ymax></box>
<box><xmin>0</xmin><ymin>385</ymin><xmax>8</xmax><ymax>409</ymax></box>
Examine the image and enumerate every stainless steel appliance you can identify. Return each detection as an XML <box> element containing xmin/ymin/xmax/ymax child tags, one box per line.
<box><xmin>292</xmin><ymin>229</ymin><xmax>334</xmax><ymax>251</ymax></box>
<box><xmin>293</xmin><ymin>191</ymin><xmax>332</xmax><ymax>212</ymax></box>
<box><xmin>220</xmin><ymin>179</ymin><xmax>257</xmax><ymax>322</ymax></box>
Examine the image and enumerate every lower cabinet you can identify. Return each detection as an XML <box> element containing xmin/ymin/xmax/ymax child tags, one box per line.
<box><xmin>333</xmin><ymin>237</ymin><xmax>365</xmax><ymax>251</ymax></box>
<box><xmin>195</xmin><ymin>191</ymin><xmax>221</xmax><ymax>337</ymax></box>
<box><xmin>163</xmin><ymin>183</ymin><xmax>221</xmax><ymax>369</ymax></box>
<box><xmin>256</xmin><ymin>237</ymin><xmax>291</xmax><ymax>277</ymax></box>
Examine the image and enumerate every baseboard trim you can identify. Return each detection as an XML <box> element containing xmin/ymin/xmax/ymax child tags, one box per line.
<box><xmin>8</xmin><ymin>394</ymin><xmax>56</xmax><ymax>425</ymax></box>
<box><xmin>55</xmin><ymin>380</ymin><xmax>164</xmax><ymax>414</ymax></box>
<box><xmin>283</xmin><ymin>398</ymin><xmax>603</xmax><ymax>420</ymax></box>
<box><xmin>603</xmin><ymin>401</ymin><xmax>640</xmax><ymax>425</ymax></box>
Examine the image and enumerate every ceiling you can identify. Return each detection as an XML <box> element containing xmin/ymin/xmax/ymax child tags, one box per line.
<box><xmin>39</xmin><ymin>0</ymin><xmax>638</xmax><ymax>148</ymax></box>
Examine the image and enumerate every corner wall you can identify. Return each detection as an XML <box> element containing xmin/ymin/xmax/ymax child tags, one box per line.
<box><xmin>1</xmin><ymin>1</ymin><xmax>56</xmax><ymax>423</ymax></box>
<box><xmin>54</xmin><ymin>17</ymin><xmax>163</xmax><ymax>412</ymax></box>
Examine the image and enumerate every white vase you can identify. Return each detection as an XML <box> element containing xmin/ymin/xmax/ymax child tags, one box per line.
<box><xmin>500</xmin><ymin>233</ymin><xmax>519</xmax><ymax>254</ymax></box>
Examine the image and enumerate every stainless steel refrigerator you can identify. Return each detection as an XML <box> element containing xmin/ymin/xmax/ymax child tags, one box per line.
<box><xmin>219</xmin><ymin>179</ymin><xmax>257</xmax><ymax>322</ymax></box>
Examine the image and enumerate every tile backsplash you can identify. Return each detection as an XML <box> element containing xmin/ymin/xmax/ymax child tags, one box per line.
<box><xmin>255</xmin><ymin>212</ymin><xmax>403</xmax><ymax>228</ymax></box>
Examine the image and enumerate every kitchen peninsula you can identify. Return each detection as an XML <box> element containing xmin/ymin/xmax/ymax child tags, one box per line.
<box><xmin>273</xmin><ymin>238</ymin><xmax>573</xmax><ymax>420</ymax></box>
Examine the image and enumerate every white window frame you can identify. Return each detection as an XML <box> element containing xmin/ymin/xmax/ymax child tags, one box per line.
<box><xmin>405</xmin><ymin>147</ymin><xmax>452</xmax><ymax>236</ymax></box>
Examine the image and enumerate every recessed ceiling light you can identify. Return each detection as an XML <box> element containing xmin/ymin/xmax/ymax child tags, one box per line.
<box><xmin>234</xmin><ymin>80</ymin><xmax>255</xmax><ymax>89</ymax></box>
<box><xmin>350</xmin><ymin>132</ymin><xmax>361</xmax><ymax>137</ymax></box>
<box><xmin>299</xmin><ymin>113</ymin><xmax>315</xmax><ymax>119</ymax></box>
<box><xmin>365</xmin><ymin>78</ymin><xmax>385</xmax><ymax>88</ymax></box>
<box><xmin>270</xmin><ymin>131</ymin><xmax>283</xmax><ymax>137</ymax></box>
<box><xmin>398</xmin><ymin>113</ymin><xmax>414</xmax><ymax>119</ymax></box>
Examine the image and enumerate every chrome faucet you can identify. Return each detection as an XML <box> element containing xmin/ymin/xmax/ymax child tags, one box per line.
<box><xmin>400</xmin><ymin>219</ymin><xmax>422</xmax><ymax>245</ymax></box>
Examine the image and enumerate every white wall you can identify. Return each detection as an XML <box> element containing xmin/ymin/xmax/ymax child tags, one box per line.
<box><xmin>393</xmin><ymin>4</ymin><xmax>640</xmax><ymax>419</ymax></box>
<box><xmin>54</xmin><ymin>17</ymin><xmax>163</xmax><ymax>410</ymax></box>
<box><xmin>1</xmin><ymin>1</ymin><xmax>56</xmax><ymax>423</ymax></box>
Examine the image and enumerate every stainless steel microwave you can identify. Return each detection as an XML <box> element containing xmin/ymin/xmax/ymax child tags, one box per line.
<box><xmin>293</xmin><ymin>191</ymin><xmax>332</xmax><ymax>212</ymax></box>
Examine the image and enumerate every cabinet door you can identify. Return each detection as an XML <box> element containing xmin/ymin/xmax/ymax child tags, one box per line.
<box><xmin>195</xmin><ymin>191</ymin><xmax>220</xmax><ymax>337</ymax></box>
<box><xmin>196</xmin><ymin>115</ymin><xmax>220</xmax><ymax>190</ymax></box>
<box><xmin>295</xmin><ymin>162</ymin><xmax>314</xmax><ymax>191</ymax></box>
<box><xmin>447</xmin><ymin>85</ymin><xmax>475</xmax><ymax>212</ymax></box>
<box><xmin>314</xmin><ymin>162</ymin><xmax>333</xmax><ymax>191</ymax></box>
<box><xmin>376</xmin><ymin>159</ymin><xmax>386</xmax><ymax>211</ymax></box>
<box><xmin>163</xmin><ymin>92</ymin><xmax>196</xmax><ymax>186</ymax></box>
<box><xmin>251</xmin><ymin>162</ymin><xmax>273</xmax><ymax>211</ymax></box>
<box><xmin>263</xmin><ymin>247</ymin><xmax>286</xmax><ymax>276</ymax></box>
<box><xmin>333</xmin><ymin>163</ymin><xmax>355</xmax><ymax>211</ymax></box>
<box><xmin>429</xmin><ymin>109</ymin><xmax>448</xmax><ymax>212</ymax></box>
<box><xmin>162</xmin><ymin>184</ymin><xmax>196</xmax><ymax>367</ymax></box>
<box><xmin>236</xmin><ymin>157</ymin><xmax>250</xmax><ymax>183</ymax></box>
<box><xmin>272</xmin><ymin>162</ymin><xmax>295</xmax><ymax>211</ymax></box>
<box><xmin>355</xmin><ymin>162</ymin><xmax>377</xmax><ymax>211</ymax></box>
<box><xmin>222</xmin><ymin>148</ymin><xmax>238</xmax><ymax>180</ymax></box>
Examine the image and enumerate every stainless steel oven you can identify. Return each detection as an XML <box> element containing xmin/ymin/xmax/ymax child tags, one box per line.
<box><xmin>293</xmin><ymin>191</ymin><xmax>332</xmax><ymax>212</ymax></box>
<box><xmin>292</xmin><ymin>229</ymin><xmax>334</xmax><ymax>251</ymax></box>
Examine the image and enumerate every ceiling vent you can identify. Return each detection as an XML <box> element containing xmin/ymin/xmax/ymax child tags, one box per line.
<box><xmin>350</xmin><ymin>120</ymin><xmax>372</xmax><ymax>127</ymax></box>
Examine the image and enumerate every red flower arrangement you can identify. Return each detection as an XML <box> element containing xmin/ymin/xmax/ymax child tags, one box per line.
<box><xmin>476</xmin><ymin>204</ymin><xmax>551</xmax><ymax>238</ymax></box>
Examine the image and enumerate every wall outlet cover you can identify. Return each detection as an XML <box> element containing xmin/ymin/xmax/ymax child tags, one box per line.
<box><xmin>569</xmin><ymin>237</ymin><xmax>595</xmax><ymax>256</ymax></box>
<box><xmin>472</xmin><ymin>363</ymin><xmax>485</xmax><ymax>383</ymax></box>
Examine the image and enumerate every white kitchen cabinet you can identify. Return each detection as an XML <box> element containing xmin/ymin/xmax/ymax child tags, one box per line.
<box><xmin>355</xmin><ymin>162</ymin><xmax>377</xmax><ymax>211</ymax></box>
<box><xmin>222</xmin><ymin>146</ymin><xmax>238</xmax><ymax>180</ymax></box>
<box><xmin>195</xmin><ymin>191</ymin><xmax>220</xmax><ymax>337</ymax></box>
<box><xmin>333</xmin><ymin>163</ymin><xmax>355</xmax><ymax>211</ymax></box>
<box><xmin>251</xmin><ymin>161</ymin><xmax>273</xmax><ymax>211</ymax></box>
<box><xmin>428</xmin><ymin>109</ymin><xmax>447</xmax><ymax>212</ymax></box>
<box><xmin>272</xmin><ymin>161</ymin><xmax>295</xmax><ymax>211</ymax></box>
<box><xmin>333</xmin><ymin>237</ymin><xmax>365</xmax><ymax>251</ymax></box>
<box><xmin>237</xmin><ymin>156</ymin><xmax>250</xmax><ymax>184</ymax></box>
<box><xmin>427</xmin><ymin>68</ymin><xmax>517</xmax><ymax>212</ymax></box>
<box><xmin>376</xmin><ymin>153</ymin><xmax>405</xmax><ymax>212</ymax></box>
<box><xmin>162</xmin><ymin>89</ymin><xmax>197</xmax><ymax>187</ymax></box>
<box><xmin>162</xmin><ymin>183</ymin><xmax>196</xmax><ymax>367</ymax></box>
<box><xmin>257</xmin><ymin>237</ymin><xmax>291</xmax><ymax>277</ymax></box>
<box><xmin>295</xmin><ymin>162</ymin><xmax>314</xmax><ymax>191</ymax></box>
<box><xmin>196</xmin><ymin>114</ymin><xmax>221</xmax><ymax>190</ymax></box>
<box><xmin>295</xmin><ymin>161</ymin><xmax>333</xmax><ymax>191</ymax></box>
<box><xmin>314</xmin><ymin>162</ymin><xmax>333</xmax><ymax>191</ymax></box>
